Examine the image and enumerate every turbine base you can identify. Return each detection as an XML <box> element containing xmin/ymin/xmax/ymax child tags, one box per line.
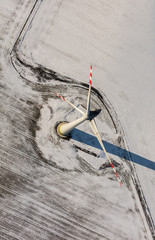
<box><xmin>57</xmin><ymin>121</ymin><xmax>69</xmax><ymax>138</ymax></box>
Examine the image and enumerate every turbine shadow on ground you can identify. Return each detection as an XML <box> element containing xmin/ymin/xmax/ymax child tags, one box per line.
<box><xmin>72</xmin><ymin>129</ymin><xmax>155</xmax><ymax>171</ymax></box>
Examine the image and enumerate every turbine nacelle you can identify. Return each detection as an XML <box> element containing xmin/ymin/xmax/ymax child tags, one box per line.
<box><xmin>88</xmin><ymin>109</ymin><xmax>101</xmax><ymax>120</ymax></box>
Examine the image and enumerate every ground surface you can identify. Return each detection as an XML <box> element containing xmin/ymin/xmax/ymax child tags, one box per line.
<box><xmin>0</xmin><ymin>0</ymin><xmax>154</xmax><ymax>239</ymax></box>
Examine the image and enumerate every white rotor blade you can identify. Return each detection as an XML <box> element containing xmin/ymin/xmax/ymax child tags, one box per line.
<box><xmin>55</xmin><ymin>92</ymin><xmax>85</xmax><ymax>115</ymax></box>
<box><xmin>86</xmin><ymin>65</ymin><xmax>92</xmax><ymax>117</ymax></box>
<box><xmin>89</xmin><ymin>119</ymin><xmax>122</xmax><ymax>186</ymax></box>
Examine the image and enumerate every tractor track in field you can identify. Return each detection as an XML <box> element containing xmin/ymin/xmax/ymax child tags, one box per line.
<box><xmin>0</xmin><ymin>185</ymin><xmax>114</xmax><ymax>240</ymax></box>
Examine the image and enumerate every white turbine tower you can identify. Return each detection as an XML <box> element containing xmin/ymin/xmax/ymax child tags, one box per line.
<box><xmin>55</xmin><ymin>66</ymin><xmax>122</xmax><ymax>186</ymax></box>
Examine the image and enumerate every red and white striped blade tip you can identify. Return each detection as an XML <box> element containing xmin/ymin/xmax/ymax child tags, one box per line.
<box><xmin>90</xmin><ymin>65</ymin><xmax>92</xmax><ymax>85</ymax></box>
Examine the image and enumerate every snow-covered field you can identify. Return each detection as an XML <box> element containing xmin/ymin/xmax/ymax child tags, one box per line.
<box><xmin>0</xmin><ymin>0</ymin><xmax>154</xmax><ymax>239</ymax></box>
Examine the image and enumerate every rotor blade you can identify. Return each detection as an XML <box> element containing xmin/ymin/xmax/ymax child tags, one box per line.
<box><xmin>89</xmin><ymin>119</ymin><xmax>122</xmax><ymax>187</ymax></box>
<box><xmin>54</xmin><ymin>92</ymin><xmax>85</xmax><ymax>115</ymax></box>
<box><xmin>86</xmin><ymin>65</ymin><xmax>92</xmax><ymax>117</ymax></box>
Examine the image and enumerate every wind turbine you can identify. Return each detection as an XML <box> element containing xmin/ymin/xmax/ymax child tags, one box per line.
<box><xmin>55</xmin><ymin>66</ymin><xmax>122</xmax><ymax>186</ymax></box>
